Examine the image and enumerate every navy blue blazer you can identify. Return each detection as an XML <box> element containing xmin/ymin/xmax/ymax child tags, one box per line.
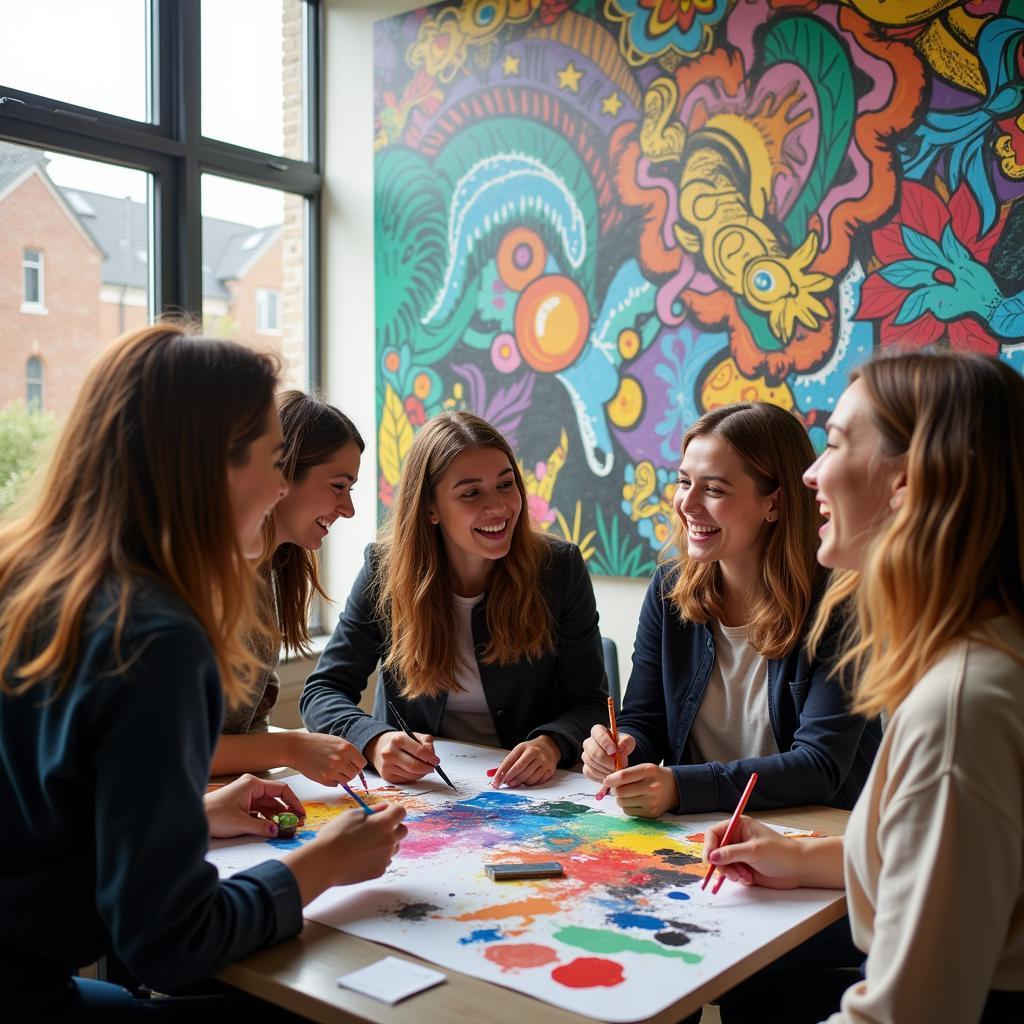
<box><xmin>300</xmin><ymin>538</ymin><xmax>608</xmax><ymax>765</ymax></box>
<box><xmin>616</xmin><ymin>565</ymin><xmax>881</xmax><ymax>813</ymax></box>
<box><xmin>0</xmin><ymin>579</ymin><xmax>301</xmax><ymax>1022</ymax></box>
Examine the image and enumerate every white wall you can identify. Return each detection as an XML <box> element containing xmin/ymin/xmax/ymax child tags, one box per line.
<box><xmin>319</xmin><ymin>0</ymin><xmax>647</xmax><ymax>691</ymax></box>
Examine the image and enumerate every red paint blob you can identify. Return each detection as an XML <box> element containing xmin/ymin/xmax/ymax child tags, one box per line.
<box><xmin>486</xmin><ymin>768</ymin><xmax>499</xmax><ymax>777</ymax></box>
<box><xmin>551</xmin><ymin>957</ymin><xmax>625</xmax><ymax>989</ymax></box>
<box><xmin>484</xmin><ymin>943</ymin><xmax>559</xmax><ymax>971</ymax></box>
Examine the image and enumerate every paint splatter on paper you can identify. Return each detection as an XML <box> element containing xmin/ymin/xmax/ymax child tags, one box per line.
<box><xmin>208</xmin><ymin>741</ymin><xmax>840</xmax><ymax>1022</ymax></box>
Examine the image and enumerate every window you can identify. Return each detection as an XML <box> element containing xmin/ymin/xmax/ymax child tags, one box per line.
<box><xmin>26</xmin><ymin>357</ymin><xmax>43</xmax><ymax>411</ymax></box>
<box><xmin>256</xmin><ymin>289</ymin><xmax>281</xmax><ymax>333</ymax></box>
<box><xmin>22</xmin><ymin>249</ymin><xmax>44</xmax><ymax>309</ymax></box>
<box><xmin>203</xmin><ymin>175</ymin><xmax>309</xmax><ymax>389</ymax></box>
<box><xmin>0</xmin><ymin>0</ymin><xmax>322</xmax><ymax>418</ymax></box>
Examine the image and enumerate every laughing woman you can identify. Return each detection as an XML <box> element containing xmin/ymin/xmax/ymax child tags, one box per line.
<box><xmin>704</xmin><ymin>354</ymin><xmax>1024</xmax><ymax>1023</ymax></box>
<box><xmin>300</xmin><ymin>410</ymin><xmax>607</xmax><ymax>789</ymax></box>
<box><xmin>210</xmin><ymin>390</ymin><xmax>369</xmax><ymax>787</ymax></box>
<box><xmin>582</xmin><ymin>402</ymin><xmax>880</xmax><ymax>816</ymax></box>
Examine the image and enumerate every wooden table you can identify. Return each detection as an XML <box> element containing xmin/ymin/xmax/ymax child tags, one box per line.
<box><xmin>220</xmin><ymin>803</ymin><xmax>849</xmax><ymax>1024</ymax></box>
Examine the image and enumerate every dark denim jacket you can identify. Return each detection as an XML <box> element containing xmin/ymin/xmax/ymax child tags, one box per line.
<box><xmin>300</xmin><ymin>538</ymin><xmax>608</xmax><ymax>766</ymax></box>
<box><xmin>616</xmin><ymin>566</ymin><xmax>881</xmax><ymax>813</ymax></box>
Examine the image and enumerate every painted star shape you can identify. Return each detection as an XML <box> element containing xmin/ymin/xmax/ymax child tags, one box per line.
<box><xmin>556</xmin><ymin>61</ymin><xmax>584</xmax><ymax>93</ymax></box>
<box><xmin>502</xmin><ymin>53</ymin><xmax>520</xmax><ymax>77</ymax></box>
<box><xmin>601</xmin><ymin>91</ymin><xmax>623</xmax><ymax>117</ymax></box>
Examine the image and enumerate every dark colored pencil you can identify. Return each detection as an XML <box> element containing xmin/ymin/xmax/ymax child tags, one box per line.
<box><xmin>387</xmin><ymin>699</ymin><xmax>458</xmax><ymax>791</ymax></box>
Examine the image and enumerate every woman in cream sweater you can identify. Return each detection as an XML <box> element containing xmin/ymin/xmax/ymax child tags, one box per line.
<box><xmin>704</xmin><ymin>351</ymin><xmax>1024</xmax><ymax>1024</ymax></box>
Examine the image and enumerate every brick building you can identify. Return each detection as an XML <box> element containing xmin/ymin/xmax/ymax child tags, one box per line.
<box><xmin>0</xmin><ymin>142</ymin><xmax>286</xmax><ymax>417</ymax></box>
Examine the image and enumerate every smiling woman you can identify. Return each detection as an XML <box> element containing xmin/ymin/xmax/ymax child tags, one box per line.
<box><xmin>209</xmin><ymin>391</ymin><xmax>372</xmax><ymax>788</ymax></box>
<box><xmin>582</xmin><ymin>401</ymin><xmax>881</xmax><ymax>819</ymax></box>
<box><xmin>300</xmin><ymin>411</ymin><xmax>609</xmax><ymax>792</ymax></box>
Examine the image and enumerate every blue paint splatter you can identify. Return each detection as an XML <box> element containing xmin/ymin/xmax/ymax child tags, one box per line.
<box><xmin>268</xmin><ymin>829</ymin><xmax>316</xmax><ymax>850</ymax></box>
<box><xmin>462</xmin><ymin>791</ymin><xmax>532</xmax><ymax>810</ymax></box>
<box><xmin>607</xmin><ymin>912</ymin><xmax>667</xmax><ymax>931</ymax></box>
<box><xmin>459</xmin><ymin>928</ymin><xmax>503</xmax><ymax>945</ymax></box>
<box><xmin>668</xmin><ymin>891</ymin><xmax>690</xmax><ymax>901</ymax></box>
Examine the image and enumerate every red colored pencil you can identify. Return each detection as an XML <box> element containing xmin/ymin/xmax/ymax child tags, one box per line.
<box><xmin>702</xmin><ymin>772</ymin><xmax>759</xmax><ymax>893</ymax></box>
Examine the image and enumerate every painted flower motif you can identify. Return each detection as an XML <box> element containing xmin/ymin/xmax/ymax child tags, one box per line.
<box><xmin>490</xmin><ymin>332</ymin><xmax>522</xmax><ymax>373</ymax></box>
<box><xmin>621</xmin><ymin>461</ymin><xmax>675</xmax><ymax>551</ymax></box>
<box><xmin>528</xmin><ymin>494</ymin><xmax>556</xmax><ymax>529</ymax></box>
<box><xmin>404</xmin><ymin>395</ymin><xmax>426</xmax><ymax>426</ymax></box>
<box><xmin>606</xmin><ymin>0</ymin><xmax>730</xmax><ymax>64</ymax></box>
<box><xmin>856</xmin><ymin>182</ymin><xmax>1007</xmax><ymax>353</ymax></box>
<box><xmin>379</xmin><ymin>475</ymin><xmax>394</xmax><ymax>508</ymax></box>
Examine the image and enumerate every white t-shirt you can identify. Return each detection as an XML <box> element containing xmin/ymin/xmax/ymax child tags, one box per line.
<box><xmin>687</xmin><ymin>619</ymin><xmax>778</xmax><ymax>764</ymax></box>
<box><xmin>442</xmin><ymin>593</ymin><xmax>500</xmax><ymax>747</ymax></box>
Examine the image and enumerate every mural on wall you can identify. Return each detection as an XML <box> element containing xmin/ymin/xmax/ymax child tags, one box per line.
<box><xmin>374</xmin><ymin>0</ymin><xmax>1024</xmax><ymax>576</ymax></box>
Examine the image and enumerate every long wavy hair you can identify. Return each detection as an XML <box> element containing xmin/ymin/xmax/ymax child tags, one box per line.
<box><xmin>267</xmin><ymin>390</ymin><xmax>364</xmax><ymax>655</ymax></box>
<box><xmin>0</xmin><ymin>322</ymin><xmax>279</xmax><ymax>704</ymax></box>
<box><xmin>666</xmin><ymin>403</ymin><xmax>822</xmax><ymax>659</ymax></box>
<box><xmin>376</xmin><ymin>411</ymin><xmax>553</xmax><ymax>699</ymax></box>
<box><xmin>809</xmin><ymin>352</ymin><xmax>1024</xmax><ymax>718</ymax></box>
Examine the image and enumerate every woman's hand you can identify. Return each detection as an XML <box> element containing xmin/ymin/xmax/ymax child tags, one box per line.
<box><xmin>491</xmin><ymin>735</ymin><xmax>561</xmax><ymax>788</ymax></box>
<box><xmin>282</xmin><ymin>803</ymin><xmax>408</xmax><ymax>903</ymax></box>
<box><xmin>581</xmin><ymin>724</ymin><xmax>635</xmax><ymax>782</ymax></box>
<box><xmin>703</xmin><ymin>816</ymin><xmax>808</xmax><ymax>890</ymax></box>
<box><xmin>365</xmin><ymin>730</ymin><xmax>439</xmax><ymax>783</ymax></box>
<box><xmin>285</xmin><ymin>731</ymin><xmax>367</xmax><ymax>787</ymax></box>
<box><xmin>600</xmin><ymin>763</ymin><xmax>677</xmax><ymax>817</ymax></box>
<box><xmin>204</xmin><ymin>774</ymin><xmax>306</xmax><ymax>838</ymax></box>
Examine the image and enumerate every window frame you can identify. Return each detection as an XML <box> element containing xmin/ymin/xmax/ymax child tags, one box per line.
<box><xmin>21</xmin><ymin>248</ymin><xmax>45</xmax><ymax>312</ymax></box>
<box><xmin>256</xmin><ymin>286</ymin><xmax>282</xmax><ymax>334</ymax></box>
<box><xmin>0</xmin><ymin>0</ymin><xmax>323</xmax><ymax>383</ymax></box>
<box><xmin>25</xmin><ymin>355</ymin><xmax>44</xmax><ymax>410</ymax></box>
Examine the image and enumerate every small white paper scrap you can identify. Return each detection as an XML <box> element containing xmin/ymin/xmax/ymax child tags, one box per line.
<box><xmin>337</xmin><ymin>956</ymin><xmax>446</xmax><ymax>1004</ymax></box>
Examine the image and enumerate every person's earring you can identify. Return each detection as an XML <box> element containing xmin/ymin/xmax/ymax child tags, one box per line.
<box><xmin>429</xmin><ymin>515</ymin><xmax>439</xmax><ymax>525</ymax></box>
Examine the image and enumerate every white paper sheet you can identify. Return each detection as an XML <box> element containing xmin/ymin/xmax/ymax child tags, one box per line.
<box><xmin>208</xmin><ymin>740</ymin><xmax>841</xmax><ymax>1022</ymax></box>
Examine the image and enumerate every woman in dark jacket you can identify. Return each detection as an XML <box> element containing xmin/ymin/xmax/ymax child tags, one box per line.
<box><xmin>583</xmin><ymin>402</ymin><xmax>880</xmax><ymax>817</ymax></box>
<box><xmin>301</xmin><ymin>411</ymin><xmax>607</xmax><ymax>789</ymax></box>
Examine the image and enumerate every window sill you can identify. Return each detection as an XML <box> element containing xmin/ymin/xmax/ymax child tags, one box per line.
<box><xmin>279</xmin><ymin>632</ymin><xmax>331</xmax><ymax>665</ymax></box>
<box><xmin>20</xmin><ymin>303</ymin><xmax>48</xmax><ymax>315</ymax></box>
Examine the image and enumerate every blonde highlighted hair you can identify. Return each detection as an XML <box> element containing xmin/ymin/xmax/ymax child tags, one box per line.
<box><xmin>376</xmin><ymin>411</ymin><xmax>553</xmax><ymax>699</ymax></box>
<box><xmin>667</xmin><ymin>403</ymin><xmax>822</xmax><ymax>659</ymax></box>
<box><xmin>809</xmin><ymin>351</ymin><xmax>1024</xmax><ymax>718</ymax></box>
<box><xmin>0</xmin><ymin>322</ymin><xmax>279</xmax><ymax>704</ymax></box>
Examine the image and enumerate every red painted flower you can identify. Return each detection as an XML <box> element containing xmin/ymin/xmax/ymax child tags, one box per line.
<box><xmin>856</xmin><ymin>181</ymin><xmax>1007</xmax><ymax>353</ymax></box>
<box><xmin>404</xmin><ymin>394</ymin><xmax>426</xmax><ymax>426</ymax></box>
<box><xmin>378</xmin><ymin>475</ymin><xmax>394</xmax><ymax>508</ymax></box>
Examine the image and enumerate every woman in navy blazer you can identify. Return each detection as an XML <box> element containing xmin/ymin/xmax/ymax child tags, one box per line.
<box><xmin>301</xmin><ymin>411</ymin><xmax>607</xmax><ymax>789</ymax></box>
<box><xmin>583</xmin><ymin>402</ymin><xmax>880</xmax><ymax>817</ymax></box>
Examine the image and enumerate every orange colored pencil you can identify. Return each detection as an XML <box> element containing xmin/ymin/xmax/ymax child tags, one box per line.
<box><xmin>702</xmin><ymin>772</ymin><xmax>759</xmax><ymax>893</ymax></box>
<box><xmin>607</xmin><ymin>696</ymin><xmax>622</xmax><ymax>772</ymax></box>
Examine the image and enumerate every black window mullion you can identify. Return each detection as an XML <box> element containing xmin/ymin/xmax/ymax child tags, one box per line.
<box><xmin>0</xmin><ymin>0</ymin><xmax>322</xmax><ymax>386</ymax></box>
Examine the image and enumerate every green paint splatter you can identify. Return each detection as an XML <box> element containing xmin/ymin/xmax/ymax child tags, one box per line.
<box><xmin>554</xmin><ymin>926</ymin><xmax>702</xmax><ymax>964</ymax></box>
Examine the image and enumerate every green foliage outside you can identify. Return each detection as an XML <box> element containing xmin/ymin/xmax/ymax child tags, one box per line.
<box><xmin>0</xmin><ymin>402</ymin><xmax>56</xmax><ymax>517</ymax></box>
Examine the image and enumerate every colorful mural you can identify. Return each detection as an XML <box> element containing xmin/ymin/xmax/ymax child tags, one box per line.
<box><xmin>373</xmin><ymin>0</ymin><xmax>1024</xmax><ymax>575</ymax></box>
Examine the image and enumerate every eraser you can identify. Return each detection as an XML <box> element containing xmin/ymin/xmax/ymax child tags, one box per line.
<box><xmin>485</xmin><ymin>861</ymin><xmax>564</xmax><ymax>881</ymax></box>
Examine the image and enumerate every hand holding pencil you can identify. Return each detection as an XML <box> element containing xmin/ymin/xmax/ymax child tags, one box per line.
<box><xmin>581</xmin><ymin>722</ymin><xmax>635</xmax><ymax>787</ymax></box>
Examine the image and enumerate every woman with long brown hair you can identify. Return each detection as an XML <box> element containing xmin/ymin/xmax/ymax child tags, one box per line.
<box><xmin>704</xmin><ymin>353</ymin><xmax>1024</xmax><ymax>1023</ymax></box>
<box><xmin>210</xmin><ymin>390</ymin><xmax>370</xmax><ymax>786</ymax></box>
<box><xmin>0</xmin><ymin>324</ymin><xmax>406</xmax><ymax>1021</ymax></box>
<box><xmin>300</xmin><ymin>410</ymin><xmax>607</xmax><ymax>788</ymax></box>
<box><xmin>582</xmin><ymin>402</ymin><xmax>880</xmax><ymax>816</ymax></box>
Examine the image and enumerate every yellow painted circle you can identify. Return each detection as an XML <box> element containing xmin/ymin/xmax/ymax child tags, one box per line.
<box><xmin>414</xmin><ymin>373</ymin><xmax>431</xmax><ymax>399</ymax></box>
<box><xmin>607</xmin><ymin>376</ymin><xmax>644</xmax><ymax>429</ymax></box>
<box><xmin>618</xmin><ymin>328</ymin><xmax>640</xmax><ymax>360</ymax></box>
